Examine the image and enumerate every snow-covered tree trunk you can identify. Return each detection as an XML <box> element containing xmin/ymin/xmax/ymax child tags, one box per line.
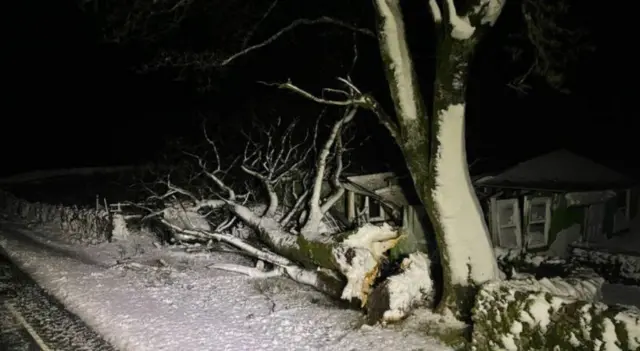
<box><xmin>373</xmin><ymin>0</ymin><xmax>505</xmax><ymax>318</ymax></box>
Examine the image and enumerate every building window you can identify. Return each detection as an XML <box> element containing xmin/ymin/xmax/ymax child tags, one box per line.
<box><xmin>363</xmin><ymin>196</ymin><xmax>386</xmax><ymax>223</ymax></box>
<box><xmin>348</xmin><ymin>193</ymin><xmax>386</xmax><ymax>225</ymax></box>
<box><xmin>493</xmin><ymin>198</ymin><xmax>522</xmax><ymax>249</ymax></box>
<box><xmin>584</xmin><ymin>203</ymin><xmax>607</xmax><ymax>242</ymax></box>
<box><xmin>524</xmin><ymin>196</ymin><xmax>552</xmax><ymax>249</ymax></box>
<box><xmin>613</xmin><ymin>189</ymin><xmax>631</xmax><ymax>233</ymax></box>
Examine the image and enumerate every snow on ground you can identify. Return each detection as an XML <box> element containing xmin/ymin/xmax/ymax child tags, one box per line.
<box><xmin>0</xmin><ymin>222</ymin><xmax>451</xmax><ymax>351</ymax></box>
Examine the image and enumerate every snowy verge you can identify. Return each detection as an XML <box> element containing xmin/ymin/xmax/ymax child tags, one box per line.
<box><xmin>0</xmin><ymin>190</ymin><xmax>111</xmax><ymax>243</ymax></box>
<box><xmin>471</xmin><ymin>279</ymin><xmax>639</xmax><ymax>351</ymax></box>
<box><xmin>0</xmin><ymin>225</ymin><xmax>452</xmax><ymax>351</ymax></box>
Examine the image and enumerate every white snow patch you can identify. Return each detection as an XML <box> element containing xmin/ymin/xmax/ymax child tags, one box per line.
<box><xmin>335</xmin><ymin>223</ymin><xmax>401</xmax><ymax>304</ymax></box>
<box><xmin>445</xmin><ymin>0</ymin><xmax>475</xmax><ymax>40</ymax></box>
<box><xmin>546</xmin><ymin>223</ymin><xmax>581</xmax><ymax>258</ymax></box>
<box><xmin>614</xmin><ymin>311</ymin><xmax>640</xmax><ymax>350</ymax></box>
<box><xmin>601</xmin><ymin>318</ymin><xmax>623</xmax><ymax>351</ymax></box>
<box><xmin>432</xmin><ymin>104</ymin><xmax>499</xmax><ymax>285</ymax></box>
<box><xmin>334</xmin><ymin>246</ymin><xmax>378</xmax><ymax>303</ymax></box>
<box><xmin>342</xmin><ymin>223</ymin><xmax>399</xmax><ymax>258</ymax></box>
<box><xmin>500</xmin><ymin>334</ymin><xmax>518</xmax><ymax>351</ymax></box>
<box><xmin>375</xmin><ymin>0</ymin><xmax>418</xmax><ymax>121</ymax></box>
<box><xmin>382</xmin><ymin>252</ymin><xmax>433</xmax><ymax>322</ymax></box>
<box><xmin>525</xmin><ymin>297</ymin><xmax>554</xmax><ymax>331</ymax></box>
<box><xmin>0</xmin><ymin>226</ymin><xmax>452</xmax><ymax>351</ymax></box>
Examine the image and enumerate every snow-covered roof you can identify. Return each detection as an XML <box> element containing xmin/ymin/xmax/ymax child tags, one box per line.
<box><xmin>475</xmin><ymin>149</ymin><xmax>636</xmax><ymax>191</ymax></box>
<box><xmin>374</xmin><ymin>185</ymin><xmax>409</xmax><ymax>208</ymax></box>
<box><xmin>344</xmin><ymin>172</ymin><xmax>398</xmax><ymax>191</ymax></box>
<box><xmin>342</xmin><ymin>172</ymin><xmax>416</xmax><ymax>207</ymax></box>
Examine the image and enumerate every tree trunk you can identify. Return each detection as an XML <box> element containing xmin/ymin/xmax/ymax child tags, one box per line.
<box><xmin>227</xmin><ymin>202</ymin><xmax>403</xmax><ymax>305</ymax></box>
<box><xmin>428</xmin><ymin>35</ymin><xmax>500</xmax><ymax>317</ymax></box>
<box><xmin>373</xmin><ymin>0</ymin><xmax>503</xmax><ymax>319</ymax></box>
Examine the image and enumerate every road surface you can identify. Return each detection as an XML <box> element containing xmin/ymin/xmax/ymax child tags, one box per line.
<box><xmin>0</xmin><ymin>248</ymin><xmax>116</xmax><ymax>351</ymax></box>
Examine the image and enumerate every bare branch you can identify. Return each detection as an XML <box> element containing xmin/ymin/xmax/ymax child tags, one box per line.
<box><xmin>145</xmin><ymin>16</ymin><xmax>376</xmax><ymax>73</ymax></box>
<box><xmin>185</xmin><ymin>130</ymin><xmax>238</xmax><ymax>201</ymax></box>
<box><xmin>320</xmin><ymin>133</ymin><xmax>346</xmax><ymax>214</ymax></box>
<box><xmin>217</xmin><ymin>16</ymin><xmax>375</xmax><ymax>67</ymax></box>
<box><xmin>264</xmin><ymin>79</ymin><xmax>401</xmax><ymax>142</ymax></box>
<box><xmin>241</xmin><ymin>0</ymin><xmax>280</xmax><ymax>50</ymax></box>
<box><xmin>260</xmin><ymin>80</ymin><xmax>366</xmax><ymax>107</ymax></box>
<box><xmin>280</xmin><ymin>189</ymin><xmax>310</xmax><ymax>227</ymax></box>
<box><xmin>240</xmin><ymin>118</ymin><xmax>313</xmax><ymax>218</ymax></box>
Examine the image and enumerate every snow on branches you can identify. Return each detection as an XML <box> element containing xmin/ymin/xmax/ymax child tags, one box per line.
<box><xmin>126</xmin><ymin>111</ymin><xmax>421</xmax><ymax>318</ymax></box>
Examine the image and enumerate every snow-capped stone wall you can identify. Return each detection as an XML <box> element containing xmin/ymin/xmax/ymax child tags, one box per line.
<box><xmin>496</xmin><ymin>246</ymin><xmax>640</xmax><ymax>287</ymax></box>
<box><xmin>571</xmin><ymin>247</ymin><xmax>640</xmax><ymax>286</ymax></box>
<box><xmin>0</xmin><ymin>189</ymin><xmax>112</xmax><ymax>243</ymax></box>
<box><xmin>495</xmin><ymin>248</ymin><xmax>570</xmax><ymax>279</ymax></box>
<box><xmin>472</xmin><ymin>280</ymin><xmax>639</xmax><ymax>351</ymax></box>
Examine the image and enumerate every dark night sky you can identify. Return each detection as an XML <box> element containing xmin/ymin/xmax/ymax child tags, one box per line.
<box><xmin>2</xmin><ymin>0</ymin><xmax>637</xmax><ymax>177</ymax></box>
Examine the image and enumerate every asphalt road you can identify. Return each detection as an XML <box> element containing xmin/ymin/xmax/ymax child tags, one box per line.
<box><xmin>0</xmin><ymin>248</ymin><xmax>116</xmax><ymax>351</ymax></box>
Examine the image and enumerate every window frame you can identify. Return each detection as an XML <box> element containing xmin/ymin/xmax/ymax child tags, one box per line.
<box><xmin>524</xmin><ymin>196</ymin><xmax>552</xmax><ymax>249</ymax></box>
<box><xmin>492</xmin><ymin>198</ymin><xmax>523</xmax><ymax>249</ymax></box>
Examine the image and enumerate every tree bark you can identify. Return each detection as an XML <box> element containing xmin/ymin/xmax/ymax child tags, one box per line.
<box><xmin>429</xmin><ymin>35</ymin><xmax>500</xmax><ymax>317</ymax></box>
<box><xmin>373</xmin><ymin>0</ymin><xmax>504</xmax><ymax>319</ymax></box>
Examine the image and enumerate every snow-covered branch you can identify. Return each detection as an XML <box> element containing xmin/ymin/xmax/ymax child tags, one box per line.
<box><xmin>428</xmin><ymin>0</ymin><xmax>443</xmax><ymax>23</ymax></box>
<box><xmin>301</xmin><ymin>107</ymin><xmax>355</xmax><ymax>236</ymax></box>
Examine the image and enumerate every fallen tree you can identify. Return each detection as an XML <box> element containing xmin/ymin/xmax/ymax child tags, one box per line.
<box><xmin>89</xmin><ymin>0</ymin><xmax>598</xmax><ymax>323</ymax></box>
<box><xmin>131</xmin><ymin>112</ymin><xmax>434</xmax><ymax>321</ymax></box>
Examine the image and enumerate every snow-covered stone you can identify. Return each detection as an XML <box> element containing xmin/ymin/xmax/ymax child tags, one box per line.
<box><xmin>0</xmin><ymin>190</ymin><xmax>111</xmax><ymax>243</ymax></box>
<box><xmin>571</xmin><ymin>247</ymin><xmax>640</xmax><ymax>285</ymax></box>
